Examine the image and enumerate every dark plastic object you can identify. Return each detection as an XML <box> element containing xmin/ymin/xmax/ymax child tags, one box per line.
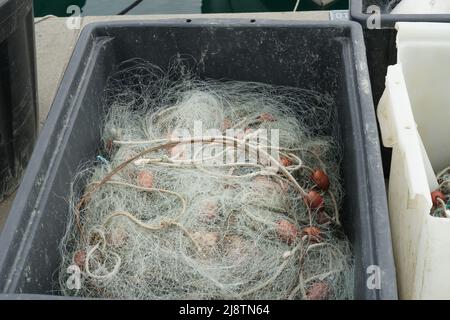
<box><xmin>350</xmin><ymin>0</ymin><xmax>450</xmax><ymax>176</ymax></box>
<box><xmin>0</xmin><ymin>0</ymin><xmax>38</xmax><ymax>201</ymax></box>
<box><xmin>0</xmin><ymin>19</ymin><xmax>397</xmax><ymax>300</ymax></box>
<box><xmin>351</xmin><ymin>0</ymin><xmax>450</xmax><ymax>28</ymax></box>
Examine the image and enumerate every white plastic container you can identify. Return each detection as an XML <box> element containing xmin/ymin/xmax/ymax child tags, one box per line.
<box><xmin>378</xmin><ymin>22</ymin><xmax>450</xmax><ymax>299</ymax></box>
<box><xmin>391</xmin><ymin>0</ymin><xmax>450</xmax><ymax>14</ymax></box>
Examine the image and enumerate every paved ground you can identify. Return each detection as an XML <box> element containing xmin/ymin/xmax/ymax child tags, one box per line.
<box><xmin>0</xmin><ymin>11</ymin><xmax>329</xmax><ymax>231</ymax></box>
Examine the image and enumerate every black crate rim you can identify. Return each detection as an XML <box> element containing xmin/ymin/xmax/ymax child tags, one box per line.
<box><xmin>350</xmin><ymin>0</ymin><xmax>450</xmax><ymax>28</ymax></box>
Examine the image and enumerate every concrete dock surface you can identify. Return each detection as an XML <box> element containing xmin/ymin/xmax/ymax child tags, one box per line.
<box><xmin>0</xmin><ymin>11</ymin><xmax>330</xmax><ymax>231</ymax></box>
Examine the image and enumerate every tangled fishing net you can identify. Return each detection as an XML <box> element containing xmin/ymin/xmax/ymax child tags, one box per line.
<box><xmin>59</xmin><ymin>58</ymin><xmax>354</xmax><ymax>300</ymax></box>
<box><xmin>385</xmin><ymin>0</ymin><xmax>450</xmax><ymax>14</ymax></box>
<box><xmin>364</xmin><ymin>0</ymin><xmax>400</xmax><ymax>13</ymax></box>
<box><xmin>430</xmin><ymin>167</ymin><xmax>450</xmax><ymax>218</ymax></box>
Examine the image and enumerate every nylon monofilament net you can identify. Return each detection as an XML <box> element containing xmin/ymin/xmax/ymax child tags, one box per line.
<box><xmin>59</xmin><ymin>58</ymin><xmax>354</xmax><ymax>300</ymax></box>
<box><xmin>430</xmin><ymin>167</ymin><xmax>450</xmax><ymax>218</ymax></box>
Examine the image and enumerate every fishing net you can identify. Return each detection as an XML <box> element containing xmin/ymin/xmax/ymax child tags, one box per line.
<box><xmin>430</xmin><ymin>167</ymin><xmax>450</xmax><ymax>218</ymax></box>
<box><xmin>59</xmin><ymin>58</ymin><xmax>354</xmax><ymax>300</ymax></box>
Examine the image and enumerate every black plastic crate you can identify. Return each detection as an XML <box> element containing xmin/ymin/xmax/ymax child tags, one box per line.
<box><xmin>350</xmin><ymin>1</ymin><xmax>450</xmax><ymax>176</ymax></box>
<box><xmin>0</xmin><ymin>0</ymin><xmax>38</xmax><ymax>201</ymax></box>
<box><xmin>0</xmin><ymin>19</ymin><xmax>397</xmax><ymax>300</ymax></box>
<box><xmin>350</xmin><ymin>0</ymin><xmax>450</xmax><ymax>102</ymax></box>
<box><xmin>351</xmin><ymin>0</ymin><xmax>450</xmax><ymax>28</ymax></box>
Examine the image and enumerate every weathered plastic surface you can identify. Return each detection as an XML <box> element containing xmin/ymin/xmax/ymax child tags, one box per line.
<box><xmin>0</xmin><ymin>0</ymin><xmax>38</xmax><ymax>201</ymax></box>
<box><xmin>349</xmin><ymin>0</ymin><xmax>450</xmax><ymax>177</ymax></box>
<box><xmin>0</xmin><ymin>19</ymin><xmax>397</xmax><ymax>299</ymax></box>
<box><xmin>378</xmin><ymin>22</ymin><xmax>450</xmax><ymax>300</ymax></box>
